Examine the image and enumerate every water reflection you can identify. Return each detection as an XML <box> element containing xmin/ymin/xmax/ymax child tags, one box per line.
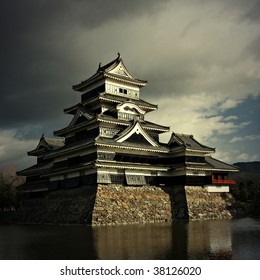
<box><xmin>0</xmin><ymin>225</ymin><xmax>97</xmax><ymax>260</ymax></box>
<box><xmin>0</xmin><ymin>218</ymin><xmax>259</xmax><ymax>259</ymax></box>
<box><xmin>187</xmin><ymin>220</ymin><xmax>232</xmax><ymax>259</ymax></box>
<box><xmin>93</xmin><ymin>223</ymin><xmax>178</xmax><ymax>259</ymax></box>
<box><xmin>93</xmin><ymin>220</ymin><xmax>233</xmax><ymax>259</ymax></box>
<box><xmin>231</xmin><ymin>218</ymin><xmax>260</xmax><ymax>259</ymax></box>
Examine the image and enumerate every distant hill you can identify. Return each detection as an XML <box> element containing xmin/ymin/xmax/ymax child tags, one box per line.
<box><xmin>233</xmin><ymin>161</ymin><xmax>260</xmax><ymax>174</ymax></box>
<box><xmin>231</xmin><ymin>161</ymin><xmax>260</xmax><ymax>190</ymax></box>
<box><xmin>230</xmin><ymin>162</ymin><xmax>260</xmax><ymax>216</ymax></box>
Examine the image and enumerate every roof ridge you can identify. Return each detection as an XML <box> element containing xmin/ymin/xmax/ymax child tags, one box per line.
<box><xmin>169</xmin><ymin>132</ymin><xmax>215</xmax><ymax>151</ymax></box>
<box><xmin>44</xmin><ymin>137</ymin><xmax>65</xmax><ymax>147</ymax></box>
<box><xmin>98</xmin><ymin>53</ymin><xmax>121</xmax><ymax>72</ymax></box>
<box><xmin>44</xmin><ymin>136</ymin><xmax>63</xmax><ymax>140</ymax></box>
<box><xmin>175</xmin><ymin>132</ymin><xmax>193</xmax><ymax>137</ymax></box>
<box><xmin>116</xmin><ymin>120</ymin><xmax>159</xmax><ymax>147</ymax></box>
<box><xmin>206</xmin><ymin>156</ymin><xmax>239</xmax><ymax>169</ymax></box>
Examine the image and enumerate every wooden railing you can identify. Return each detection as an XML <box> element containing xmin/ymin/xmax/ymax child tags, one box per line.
<box><xmin>212</xmin><ymin>179</ymin><xmax>236</xmax><ymax>185</ymax></box>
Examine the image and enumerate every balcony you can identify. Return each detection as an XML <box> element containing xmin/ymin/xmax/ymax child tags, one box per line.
<box><xmin>212</xmin><ymin>179</ymin><xmax>236</xmax><ymax>185</ymax></box>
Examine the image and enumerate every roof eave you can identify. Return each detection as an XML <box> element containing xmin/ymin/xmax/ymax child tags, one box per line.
<box><xmin>185</xmin><ymin>148</ymin><xmax>215</xmax><ymax>153</ymax></box>
<box><xmin>186</xmin><ymin>166</ymin><xmax>239</xmax><ymax>172</ymax></box>
<box><xmin>104</xmin><ymin>73</ymin><xmax>147</xmax><ymax>87</ymax></box>
<box><xmin>96</xmin><ymin>162</ymin><xmax>168</xmax><ymax>172</ymax></box>
<box><xmin>72</xmin><ymin>73</ymin><xmax>104</xmax><ymax>92</ymax></box>
<box><xmin>95</xmin><ymin>141</ymin><xmax>169</xmax><ymax>153</ymax></box>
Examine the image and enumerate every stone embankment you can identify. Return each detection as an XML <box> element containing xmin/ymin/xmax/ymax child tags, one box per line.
<box><xmin>92</xmin><ymin>185</ymin><xmax>238</xmax><ymax>225</ymax></box>
<box><xmin>1</xmin><ymin>185</ymin><xmax>97</xmax><ymax>225</ymax></box>
<box><xmin>184</xmin><ymin>186</ymin><xmax>236</xmax><ymax>220</ymax></box>
<box><xmin>0</xmin><ymin>184</ymin><xmax>240</xmax><ymax>225</ymax></box>
<box><xmin>92</xmin><ymin>184</ymin><xmax>173</xmax><ymax>225</ymax></box>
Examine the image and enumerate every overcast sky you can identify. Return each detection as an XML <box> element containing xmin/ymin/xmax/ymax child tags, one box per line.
<box><xmin>0</xmin><ymin>0</ymin><xmax>260</xmax><ymax>170</ymax></box>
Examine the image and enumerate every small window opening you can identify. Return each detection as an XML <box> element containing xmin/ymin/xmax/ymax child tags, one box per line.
<box><xmin>119</xmin><ymin>88</ymin><xmax>127</xmax><ymax>94</ymax></box>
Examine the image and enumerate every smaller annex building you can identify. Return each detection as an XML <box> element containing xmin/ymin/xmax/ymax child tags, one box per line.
<box><xmin>18</xmin><ymin>54</ymin><xmax>238</xmax><ymax>195</ymax></box>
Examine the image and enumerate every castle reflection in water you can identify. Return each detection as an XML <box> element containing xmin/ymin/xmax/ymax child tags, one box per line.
<box><xmin>93</xmin><ymin>220</ymin><xmax>232</xmax><ymax>260</ymax></box>
<box><xmin>1</xmin><ymin>218</ymin><xmax>259</xmax><ymax>260</ymax></box>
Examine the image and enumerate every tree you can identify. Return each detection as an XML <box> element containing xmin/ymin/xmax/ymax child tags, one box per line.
<box><xmin>0</xmin><ymin>165</ymin><xmax>25</xmax><ymax>211</ymax></box>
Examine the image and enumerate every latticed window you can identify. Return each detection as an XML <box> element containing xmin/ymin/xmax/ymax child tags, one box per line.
<box><xmin>97</xmin><ymin>152</ymin><xmax>114</xmax><ymax>160</ymax></box>
<box><xmin>111</xmin><ymin>174</ymin><xmax>124</xmax><ymax>184</ymax></box>
<box><xmin>118</xmin><ymin>112</ymin><xmax>143</xmax><ymax>121</ymax></box>
<box><xmin>118</xmin><ymin>112</ymin><xmax>134</xmax><ymax>120</ymax></box>
<box><xmin>125</xmin><ymin>174</ymin><xmax>146</xmax><ymax>185</ymax></box>
<box><xmin>97</xmin><ymin>173</ymin><xmax>111</xmax><ymax>183</ymax></box>
<box><xmin>100</xmin><ymin>127</ymin><xmax>118</xmax><ymax>137</ymax></box>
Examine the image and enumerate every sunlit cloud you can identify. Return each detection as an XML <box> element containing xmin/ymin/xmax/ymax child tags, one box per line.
<box><xmin>0</xmin><ymin>130</ymin><xmax>37</xmax><ymax>170</ymax></box>
<box><xmin>224</xmin><ymin>116</ymin><xmax>239</xmax><ymax>121</ymax></box>
<box><xmin>229</xmin><ymin>134</ymin><xmax>260</xmax><ymax>143</ymax></box>
<box><xmin>236</xmin><ymin>153</ymin><xmax>251</xmax><ymax>162</ymax></box>
<box><xmin>151</xmin><ymin>94</ymin><xmax>252</xmax><ymax>144</ymax></box>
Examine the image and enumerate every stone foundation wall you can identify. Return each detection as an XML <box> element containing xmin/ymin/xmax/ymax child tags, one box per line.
<box><xmin>2</xmin><ymin>185</ymin><xmax>97</xmax><ymax>225</ymax></box>
<box><xmin>0</xmin><ymin>184</ymin><xmax>239</xmax><ymax>225</ymax></box>
<box><xmin>185</xmin><ymin>186</ymin><xmax>236</xmax><ymax>220</ymax></box>
<box><xmin>92</xmin><ymin>184</ymin><xmax>173</xmax><ymax>225</ymax></box>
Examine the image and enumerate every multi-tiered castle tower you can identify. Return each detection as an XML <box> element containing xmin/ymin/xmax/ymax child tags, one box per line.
<box><xmin>18</xmin><ymin>54</ymin><xmax>238</xmax><ymax>195</ymax></box>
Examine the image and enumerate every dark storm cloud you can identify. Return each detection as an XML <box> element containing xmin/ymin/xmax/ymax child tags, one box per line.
<box><xmin>1</xmin><ymin>0</ymin><xmax>171</xmax><ymax>36</ymax></box>
<box><xmin>244</xmin><ymin>35</ymin><xmax>260</xmax><ymax>61</ymax></box>
<box><xmin>243</xmin><ymin>0</ymin><xmax>260</xmax><ymax>22</ymax></box>
<box><xmin>0</xmin><ymin>0</ymin><xmax>260</xmax><ymax>169</ymax></box>
<box><xmin>0</xmin><ymin>0</ymin><xmax>170</xmax><ymax>130</ymax></box>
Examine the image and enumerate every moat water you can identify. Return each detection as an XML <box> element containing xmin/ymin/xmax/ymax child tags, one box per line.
<box><xmin>0</xmin><ymin>218</ymin><xmax>259</xmax><ymax>260</ymax></box>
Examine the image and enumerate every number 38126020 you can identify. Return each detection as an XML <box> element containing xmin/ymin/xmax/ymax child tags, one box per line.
<box><xmin>153</xmin><ymin>266</ymin><xmax>202</xmax><ymax>276</ymax></box>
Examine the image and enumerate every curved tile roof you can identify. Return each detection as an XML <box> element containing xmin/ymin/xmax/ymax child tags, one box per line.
<box><xmin>169</xmin><ymin>132</ymin><xmax>215</xmax><ymax>152</ymax></box>
<box><xmin>72</xmin><ymin>54</ymin><xmax>147</xmax><ymax>91</ymax></box>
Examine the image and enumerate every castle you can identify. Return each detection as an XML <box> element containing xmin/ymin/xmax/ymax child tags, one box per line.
<box><xmin>18</xmin><ymin>54</ymin><xmax>238</xmax><ymax>197</ymax></box>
